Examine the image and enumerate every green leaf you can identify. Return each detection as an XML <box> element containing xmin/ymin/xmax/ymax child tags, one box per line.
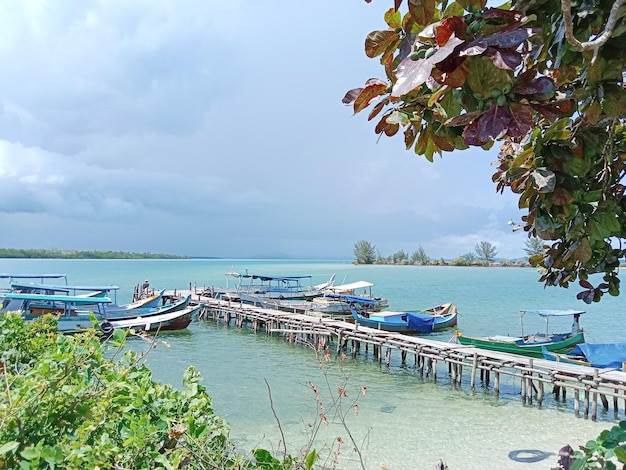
<box><xmin>305</xmin><ymin>449</ymin><xmax>317</xmax><ymax>469</ymax></box>
<box><xmin>614</xmin><ymin>446</ymin><xmax>626</xmax><ymax>462</ymax></box>
<box><xmin>0</xmin><ymin>442</ymin><xmax>19</xmax><ymax>455</ymax></box>
<box><xmin>20</xmin><ymin>447</ymin><xmax>40</xmax><ymax>460</ymax></box>
<box><xmin>383</xmin><ymin>7</ymin><xmax>402</xmax><ymax>29</ymax></box>
<box><xmin>465</xmin><ymin>56</ymin><xmax>512</xmax><ymax>96</ymax></box>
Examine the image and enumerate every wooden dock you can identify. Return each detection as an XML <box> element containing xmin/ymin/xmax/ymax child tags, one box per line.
<box><xmin>169</xmin><ymin>290</ymin><xmax>626</xmax><ymax>422</ymax></box>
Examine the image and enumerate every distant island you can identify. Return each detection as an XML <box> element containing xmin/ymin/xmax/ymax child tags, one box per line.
<box><xmin>0</xmin><ymin>248</ymin><xmax>188</xmax><ymax>259</ymax></box>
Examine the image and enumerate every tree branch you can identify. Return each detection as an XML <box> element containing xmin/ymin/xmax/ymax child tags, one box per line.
<box><xmin>562</xmin><ymin>0</ymin><xmax>626</xmax><ymax>51</ymax></box>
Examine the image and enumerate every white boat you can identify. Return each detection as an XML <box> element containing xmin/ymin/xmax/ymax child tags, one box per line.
<box><xmin>312</xmin><ymin>281</ymin><xmax>389</xmax><ymax>314</ymax></box>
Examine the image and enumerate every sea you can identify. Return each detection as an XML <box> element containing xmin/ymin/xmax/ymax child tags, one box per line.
<box><xmin>2</xmin><ymin>258</ymin><xmax>625</xmax><ymax>469</ymax></box>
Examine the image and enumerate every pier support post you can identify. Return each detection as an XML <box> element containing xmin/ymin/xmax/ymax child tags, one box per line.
<box><xmin>574</xmin><ymin>389</ymin><xmax>580</xmax><ymax>417</ymax></box>
<box><xmin>385</xmin><ymin>348</ymin><xmax>391</xmax><ymax>367</ymax></box>
<box><xmin>470</xmin><ymin>353</ymin><xmax>478</xmax><ymax>391</ymax></box>
<box><xmin>494</xmin><ymin>371</ymin><xmax>500</xmax><ymax>396</ymax></box>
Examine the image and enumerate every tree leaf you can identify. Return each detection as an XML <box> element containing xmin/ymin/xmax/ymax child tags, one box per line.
<box><xmin>365</xmin><ymin>30</ymin><xmax>401</xmax><ymax>58</ymax></box>
<box><xmin>465</xmin><ymin>56</ymin><xmax>512</xmax><ymax>95</ymax></box>
<box><xmin>384</xmin><ymin>7</ymin><xmax>403</xmax><ymax>29</ymax></box>
<box><xmin>531</xmin><ymin>169</ymin><xmax>556</xmax><ymax>193</ymax></box>
<box><xmin>506</xmin><ymin>104</ymin><xmax>534</xmax><ymax>137</ymax></box>
<box><xmin>456</xmin><ymin>0</ymin><xmax>487</xmax><ymax>12</ymax></box>
<box><xmin>0</xmin><ymin>442</ymin><xmax>19</xmax><ymax>455</ymax></box>
<box><xmin>367</xmin><ymin>100</ymin><xmax>387</xmax><ymax>121</ymax></box>
<box><xmin>513</xmin><ymin>76</ymin><xmax>555</xmax><ymax>96</ymax></box>
<box><xmin>408</xmin><ymin>0</ymin><xmax>436</xmax><ymax>27</ymax></box>
<box><xmin>477</xmin><ymin>102</ymin><xmax>511</xmax><ymax>144</ymax></box>
<box><xmin>392</xmin><ymin>36</ymin><xmax>463</xmax><ymax>97</ymax></box>
<box><xmin>483</xmin><ymin>48</ymin><xmax>522</xmax><ymax>70</ymax></box>
<box><xmin>341</xmin><ymin>88</ymin><xmax>362</xmax><ymax>106</ymax></box>
<box><xmin>435</xmin><ymin>16</ymin><xmax>467</xmax><ymax>46</ymax></box>
<box><xmin>353</xmin><ymin>81</ymin><xmax>389</xmax><ymax>113</ymax></box>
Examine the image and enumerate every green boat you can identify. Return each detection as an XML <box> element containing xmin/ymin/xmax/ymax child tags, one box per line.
<box><xmin>455</xmin><ymin>309</ymin><xmax>585</xmax><ymax>358</ymax></box>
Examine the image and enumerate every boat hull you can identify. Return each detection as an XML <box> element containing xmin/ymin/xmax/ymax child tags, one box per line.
<box><xmin>351</xmin><ymin>306</ymin><xmax>458</xmax><ymax>333</ymax></box>
<box><xmin>456</xmin><ymin>331</ymin><xmax>585</xmax><ymax>358</ymax></box>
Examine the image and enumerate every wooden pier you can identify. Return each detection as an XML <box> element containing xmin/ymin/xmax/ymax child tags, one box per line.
<box><xmin>170</xmin><ymin>290</ymin><xmax>626</xmax><ymax>422</ymax></box>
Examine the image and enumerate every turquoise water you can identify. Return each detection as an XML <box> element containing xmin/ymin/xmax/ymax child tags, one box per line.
<box><xmin>1</xmin><ymin>258</ymin><xmax>624</xmax><ymax>469</ymax></box>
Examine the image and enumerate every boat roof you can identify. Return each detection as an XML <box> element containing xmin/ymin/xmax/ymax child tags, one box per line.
<box><xmin>243</xmin><ymin>275</ymin><xmax>312</xmax><ymax>281</ymax></box>
<box><xmin>328</xmin><ymin>281</ymin><xmax>374</xmax><ymax>291</ymax></box>
<box><xmin>323</xmin><ymin>293</ymin><xmax>379</xmax><ymax>304</ymax></box>
<box><xmin>521</xmin><ymin>309</ymin><xmax>585</xmax><ymax>317</ymax></box>
<box><xmin>0</xmin><ymin>273</ymin><xmax>68</xmax><ymax>280</ymax></box>
<box><xmin>1</xmin><ymin>292</ymin><xmax>112</xmax><ymax>304</ymax></box>
<box><xmin>11</xmin><ymin>282</ymin><xmax>120</xmax><ymax>292</ymax></box>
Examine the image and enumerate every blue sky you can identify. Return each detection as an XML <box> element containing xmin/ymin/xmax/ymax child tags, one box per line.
<box><xmin>0</xmin><ymin>0</ymin><xmax>528</xmax><ymax>259</ymax></box>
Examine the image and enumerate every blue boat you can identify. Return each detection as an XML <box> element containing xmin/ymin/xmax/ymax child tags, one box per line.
<box><xmin>349</xmin><ymin>300</ymin><xmax>458</xmax><ymax>333</ymax></box>
<box><xmin>9</xmin><ymin>281</ymin><xmax>164</xmax><ymax>312</ymax></box>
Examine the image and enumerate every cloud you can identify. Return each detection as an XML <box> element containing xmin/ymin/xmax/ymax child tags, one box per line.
<box><xmin>0</xmin><ymin>1</ymin><xmax>529</xmax><ymax>259</ymax></box>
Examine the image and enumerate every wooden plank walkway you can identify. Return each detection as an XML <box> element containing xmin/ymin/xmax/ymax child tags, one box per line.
<box><xmin>167</xmin><ymin>289</ymin><xmax>626</xmax><ymax>421</ymax></box>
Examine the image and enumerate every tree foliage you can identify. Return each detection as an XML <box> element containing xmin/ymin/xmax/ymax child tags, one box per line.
<box><xmin>523</xmin><ymin>236</ymin><xmax>545</xmax><ymax>257</ymax></box>
<box><xmin>475</xmin><ymin>240</ymin><xmax>498</xmax><ymax>261</ymax></box>
<box><xmin>0</xmin><ymin>315</ymin><xmax>317</xmax><ymax>470</ymax></box>
<box><xmin>353</xmin><ymin>240</ymin><xmax>378</xmax><ymax>264</ymax></box>
<box><xmin>344</xmin><ymin>0</ymin><xmax>626</xmax><ymax>302</ymax></box>
<box><xmin>410</xmin><ymin>246</ymin><xmax>430</xmax><ymax>263</ymax></box>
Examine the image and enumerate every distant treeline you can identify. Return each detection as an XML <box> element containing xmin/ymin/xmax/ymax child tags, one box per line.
<box><xmin>0</xmin><ymin>248</ymin><xmax>187</xmax><ymax>259</ymax></box>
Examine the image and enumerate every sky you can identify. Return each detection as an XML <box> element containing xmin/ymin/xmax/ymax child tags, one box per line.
<box><xmin>0</xmin><ymin>0</ymin><xmax>529</xmax><ymax>260</ymax></box>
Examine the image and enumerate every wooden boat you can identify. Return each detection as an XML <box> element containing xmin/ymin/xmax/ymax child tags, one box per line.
<box><xmin>0</xmin><ymin>292</ymin><xmax>112</xmax><ymax>334</ymax></box>
<box><xmin>10</xmin><ymin>281</ymin><xmax>164</xmax><ymax>313</ymax></box>
<box><xmin>101</xmin><ymin>302</ymin><xmax>201</xmax><ymax>333</ymax></box>
<box><xmin>349</xmin><ymin>301</ymin><xmax>458</xmax><ymax>333</ymax></box>
<box><xmin>456</xmin><ymin>309</ymin><xmax>585</xmax><ymax>358</ymax></box>
<box><xmin>541</xmin><ymin>343</ymin><xmax>626</xmax><ymax>369</ymax></box>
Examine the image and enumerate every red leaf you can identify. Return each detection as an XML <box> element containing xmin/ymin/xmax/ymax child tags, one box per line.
<box><xmin>354</xmin><ymin>81</ymin><xmax>389</xmax><ymax>113</ymax></box>
<box><xmin>484</xmin><ymin>48</ymin><xmax>521</xmax><ymax>70</ymax></box>
<box><xmin>462</xmin><ymin>120</ymin><xmax>483</xmax><ymax>146</ymax></box>
<box><xmin>481</xmin><ymin>8</ymin><xmax>523</xmax><ymax>20</ymax></box>
<box><xmin>513</xmin><ymin>76</ymin><xmax>555</xmax><ymax>96</ymax></box>
<box><xmin>506</xmin><ymin>104</ymin><xmax>533</xmax><ymax>137</ymax></box>
<box><xmin>368</xmin><ymin>101</ymin><xmax>387</xmax><ymax>121</ymax></box>
<box><xmin>477</xmin><ymin>102</ymin><xmax>511</xmax><ymax>143</ymax></box>
<box><xmin>432</xmin><ymin>59</ymin><xmax>469</xmax><ymax>87</ymax></box>
<box><xmin>408</xmin><ymin>0</ymin><xmax>436</xmax><ymax>27</ymax></box>
<box><xmin>461</xmin><ymin>28</ymin><xmax>540</xmax><ymax>56</ymax></box>
<box><xmin>435</xmin><ymin>17</ymin><xmax>467</xmax><ymax>46</ymax></box>
<box><xmin>446</xmin><ymin>109</ymin><xmax>485</xmax><ymax>127</ymax></box>
<box><xmin>530</xmin><ymin>104</ymin><xmax>560</xmax><ymax>122</ymax></box>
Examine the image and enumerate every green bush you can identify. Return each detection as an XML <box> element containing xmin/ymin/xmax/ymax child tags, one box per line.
<box><xmin>0</xmin><ymin>313</ymin><xmax>237</xmax><ymax>469</ymax></box>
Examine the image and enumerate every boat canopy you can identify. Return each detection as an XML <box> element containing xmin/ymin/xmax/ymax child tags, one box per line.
<box><xmin>1</xmin><ymin>292</ymin><xmax>112</xmax><ymax>304</ymax></box>
<box><xmin>521</xmin><ymin>309</ymin><xmax>585</xmax><ymax>317</ymax></box>
<box><xmin>1</xmin><ymin>273</ymin><xmax>68</xmax><ymax>282</ymax></box>
<box><xmin>11</xmin><ymin>282</ymin><xmax>120</xmax><ymax>292</ymax></box>
<box><xmin>328</xmin><ymin>281</ymin><xmax>374</xmax><ymax>292</ymax></box>
<box><xmin>571</xmin><ymin>343</ymin><xmax>626</xmax><ymax>369</ymax></box>
<box><xmin>244</xmin><ymin>275</ymin><xmax>312</xmax><ymax>281</ymax></box>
